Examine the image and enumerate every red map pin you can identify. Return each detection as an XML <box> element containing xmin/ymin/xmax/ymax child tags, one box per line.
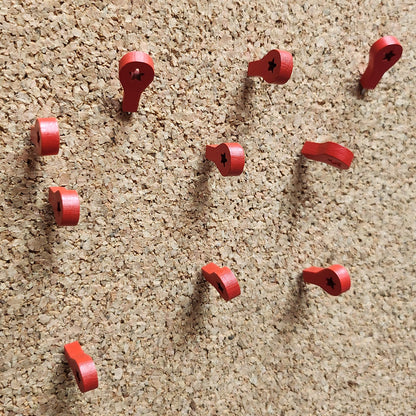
<box><xmin>303</xmin><ymin>265</ymin><xmax>351</xmax><ymax>296</ymax></box>
<box><xmin>205</xmin><ymin>143</ymin><xmax>245</xmax><ymax>176</ymax></box>
<box><xmin>301</xmin><ymin>141</ymin><xmax>354</xmax><ymax>169</ymax></box>
<box><xmin>48</xmin><ymin>187</ymin><xmax>80</xmax><ymax>226</ymax></box>
<box><xmin>30</xmin><ymin>117</ymin><xmax>60</xmax><ymax>156</ymax></box>
<box><xmin>119</xmin><ymin>51</ymin><xmax>154</xmax><ymax>112</ymax></box>
<box><xmin>360</xmin><ymin>36</ymin><xmax>402</xmax><ymax>90</ymax></box>
<box><xmin>202</xmin><ymin>262</ymin><xmax>241</xmax><ymax>301</ymax></box>
<box><xmin>64</xmin><ymin>342</ymin><xmax>98</xmax><ymax>393</ymax></box>
<box><xmin>248</xmin><ymin>49</ymin><xmax>293</xmax><ymax>84</ymax></box>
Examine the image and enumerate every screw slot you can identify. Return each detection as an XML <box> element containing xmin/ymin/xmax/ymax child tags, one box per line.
<box><xmin>220</xmin><ymin>153</ymin><xmax>227</xmax><ymax>166</ymax></box>
<box><xmin>383</xmin><ymin>51</ymin><xmax>395</xmax><ymax>61</ymax></box>
<box><xmin>57</xmin><ymin>202</ymin><xmax>61</xmax><ymax>212</ymax></box>
<box><xmin>268</xmin><ymin>58</ymin><xmax>277</xmax><ymax>72</ymax></box>
<box><xmin>326</xmin><ymin>277</ymin><xmax>336</xmax><ymax>289</ymax></box>
<box><xmin>130</xmin><ymin>68</ymin><xmax>145</xmax><ymax>81</ymax></box>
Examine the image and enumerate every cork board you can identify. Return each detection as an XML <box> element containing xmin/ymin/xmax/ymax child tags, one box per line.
<box><xmin>1</xmin><ymin>1</ymin><xmax>415</xmax><ymax>415</ymax></box>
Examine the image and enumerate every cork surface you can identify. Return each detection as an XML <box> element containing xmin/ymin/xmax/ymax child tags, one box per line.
<box><xmin>1</xmin><ymin>1</ymin><xmax>415</xmax><ymax>415</ymax></box>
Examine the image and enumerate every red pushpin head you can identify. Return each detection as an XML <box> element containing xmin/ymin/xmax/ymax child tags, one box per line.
<box><xmin>248</xmin><ymin>49</ymin><xmax>293</xmax><ymax>84</ymax></box>
<box><xmin>48</xmin><ymin>187</ymin><xmax>80</xmax><ymax>226</ymax></box>
<box><xmin>301</xmin><ymin>141</ymin><xmax>354</xmax><ymax>169</ymax></box>
<box><xmin>302</xmin><ymin>265</ymin><xmax>351</xmax><ymax>296</ymax></box>
<box><xmin>30</xmin><ymin>117</ymin><xmax>60</xmax><ymax>156</ymax></box>
<box><xmin>64</xmin><ymin>341</ymin><xmax>98</xmax><ymax>393</ymax></box>
<box><xmin>119</xmin><ymin>51</ymin><xmax>154</xmax><ymax>112</ymax></box>
<box><xmin>205</xmin><ymin>143</ymin><xmax>245</xmax><ymax>176</ymax></box>
<box><xmin>201</xmin><ymin>262</ymin><xmax>241</xmax><ymax>301</ymax></box>
<box><xmin>360</xmin><ymin>36</ymin><xmax>402</xmax><ymax>90</ymax></box>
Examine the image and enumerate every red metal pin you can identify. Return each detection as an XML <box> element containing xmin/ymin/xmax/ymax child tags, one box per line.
<box><xmin>48</xmin><ymin>187</ymin><xmax>80</xmax><ymax>226</ymax></box>
<box><xmin>301</xmin><ymin>141</ymin><xmax>354</xmax><ymax>169</ymax></box>
<box><xmin>201</xmin><ymin>262</ymin><xmax>241</xmax><ymax>301</ymax></box>
<box><xmin>64</xmin><ymin>341</ymin><xmax>98</xmax><ymax>393</ymax></box>
<box><xmin>205</xmin><ymin>143</ymin><xmax>245</xmax><ymax>176</ymax></box>
<box><xmin>119</xmin><ymin>51</ymin><xmax>154</xmax><ymax>112</ymax></box>
<box><xmin>248</xmin><ymin>49</ymin><xmax>293</xmax><ymax>84</ymax></box>
<box><xmin>360</xmin><ymin>36</ymin><xmax>402</xmax><ymax>90</ymax></box>
<box><xmin>30</xmin><ymin>117</ymin><xmax>60</xmax><ymax>156</ymax></box>
<box><xmin>303</xmin><ymin>265</ymin><xmax>351</xmax><ymax>296</ymax></box>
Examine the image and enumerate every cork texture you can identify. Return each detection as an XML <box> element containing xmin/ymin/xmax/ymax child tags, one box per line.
<box><xmin>1</xmin><ymin>1</ymin><xmax>415</xmax><ymax>415</ymax></box>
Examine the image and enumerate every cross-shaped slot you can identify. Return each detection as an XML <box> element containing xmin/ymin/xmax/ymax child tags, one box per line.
<box><xmin>220</xmin><ymin>153</ymin><xmax>227</xmax><ymax>166</ymax></box>
<box><xmin>130</xmin><ymin>68</ymin><xmax>145</xmax><ymax>81</ymax></box>
<box><xmin>268</xmin><ymin>58</ymin><xmax>277</xmax><ymax>72</ymax></box>
<box><xmin>326</xmin><ymin>277</ymin><xmax>336</xmax><ymax>289</ymax></box>
<box><xmin>383</xmin><ymin>51</ymin><xmax>395</xmax><ymax>61</ymax></box>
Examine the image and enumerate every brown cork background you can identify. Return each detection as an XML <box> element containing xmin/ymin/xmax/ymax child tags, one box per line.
<box><xmin>1</xmin><ymin>0</ymin><xmax>415</xmax><ymax>415</ymax></box>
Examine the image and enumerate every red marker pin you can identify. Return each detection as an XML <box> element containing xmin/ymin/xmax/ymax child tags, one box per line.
<box><xmin>48</xmin><ymin>187</ymin><xmax>80</xmax><ymax>226</ymax></box>
<box><xmin>303</xmin><ymin>265</ymin><xmax>351</xmax><ymax>296</ymax></box>
<box><xmin>64</xmin><ymin>341</ymin><xmax>98</xmax><ymax>393</ymax></box>
<box><xmin>119</xmin><ymin>51</ymin><xmax>154</xmax><ymax>112</ymax></box>
<box><xmin>360</xmin><ymin>36</ymin><xmax>402</xmax><ymax>90</ymax></box>
<box><xmin>201</xmin><ymin>262</ymin><xmax>241</xmax><ymax>301</ymax></box>
<box><xmin>30</xmin><ymin>117</ymin><xmax>60</xmax><ymax>156</ymax></box>
<box><xmin>301</xmin><ymin>141</ymin><xmax>354</xmax><ymax>169</ymax></box>
<box><xmin>205</xmin><ymin>143</ymin><xmax>245</xmax><ymax>176</ymax></box>
<box><xmin>248</xmin><ymin>49</ymin><xmax>293</xmax><ymax>84</ymax></box>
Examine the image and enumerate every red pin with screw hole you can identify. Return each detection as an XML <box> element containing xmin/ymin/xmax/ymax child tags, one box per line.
<box><xmin>119</xmin><ymin>51</ymin><xmax>154</xmax><ymax>112</ymax></box>
<box><xmin>49</xmin><ymin>187</ymin><xmax>80</xmax><ymax>226</ymax></box>
<box><xmin>360</xmin><ymin>36</ymin><xmax>402</xmax><ymax>90</ymax></box>
<box><xmin>303</xmin><ymin>265</ymin><xmax>351</xmax><ymax>296</ymax></box>
<box><xmin>205</xmin><ymin>143</ymin><xmax>245</xmax><ymax>176</ymax></box>
<box><xmin>202</xmin><ymin>262</ymin><xmax>241</xmax><ymax>301</ymax></box>
<box><xmin>30</xmin><ymin>117</ymin><xmax>60</xmax><ymax>156</ymax></box>
<box><xmin>248</xmin><ymin>49</ymin><xmax>293</xmax><ymax>84</ymax></box>
<box><xmin>64</xmin><ymin>341</ymin><xmax>98</xmax><ymax>393</ymax></box>
<box><xmin>301</xmin><ymin>141</ymin><xmax>354</xmax><ymax>169</ymax></box>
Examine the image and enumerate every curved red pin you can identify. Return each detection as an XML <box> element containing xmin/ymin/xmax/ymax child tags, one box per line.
<box><xmin>30</xmin><ymin>117</ymin><xmax>60</xmax><ymax>156</ymax></box>
<box><xmin>205</xmin><ymin>143</ymin><xmax>245</xmax><ymax>176</ymax></box>
<box><xmin>201</xmin><ymin>262</ymin><xmax>241</xmax><ymax>301</ymax></box>
<box><xmin>48</xmin><ymin>187</ymin><xmax>80</xmax><ymax>226</ymax></box>
<box><xmin>301</xmin><ymin>141</ymin><xmax>354</xmax><ymax>169</ymax></box>
<box><xmin>119</xmin><ymin>51</ymin><xmax>154</xmax><ymax>112</ymax></box>
<box><xmin>303</xmin><ymin>265</ymin><xmax>351</xmax><ymax>296</ymax></box>
<box><xmin>360</xmin><ymin>36</ymin><xmax>402</xmax><ymax>90</ymax></box>
<box><xmin>64</xmin><ymin>341</ymin><xmax>98</xmax><ymax>393</ymax></box>
<box><xmin>248</xmin><ymin>49</ymin><xmax>293</xmax><ymax>84</ymax></box>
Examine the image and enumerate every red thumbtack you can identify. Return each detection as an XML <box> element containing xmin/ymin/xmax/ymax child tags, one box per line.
<box><xmin>301</xmin><ymin>141</ymin><xmax>354</xmax><ymax>169</ymax></box>
<box><xmin>201</xmin><ymin>262</ymin><xmax>241</xmax><ymax>301</ymax></box>
<box><xmin>360</xmin><ymin>36</ymin><xmax>402</xmax><ymax>90</ymax></box>
<box><xmin>119</xmin><ymin>51</ymin><xmax>154</xmax><ymax>112</ymax></box>
<box><xmin>30</xmin><ymin>117</ymin><xmax>60</xmax><ymax>156</ymax></box>
<box><xmin>64</xmin><ymin>341</ymin><xmax>98</xmax><ymax>393</ymax></box>
<box><xmin>303</xmin><ymin>265</ymin><xmax>351</xmax><ymax>296</ymax></box>
<box><xmin>48</xmin><ymin>187</ymin><xmax>80</xmax><ymax>226</ymax></box>
<box><xmin>248</xmin><ymin>49</ymin><xmax>293</xmax><ymax>84</ymax></box>
<box><xmin>205</xmin><ymin>143</ymin><xmax>245</xmax><ymax>176</ymax></box>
